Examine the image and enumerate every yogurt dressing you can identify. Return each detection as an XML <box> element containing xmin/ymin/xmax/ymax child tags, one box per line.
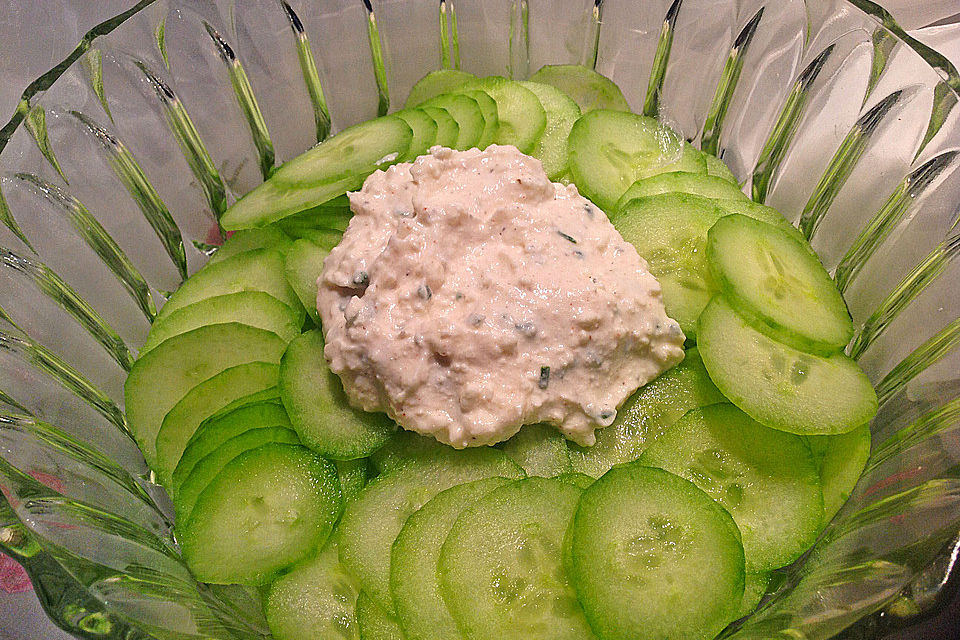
<box><xmin>318</xmin><ymin>145</ymin><xmax>685</xmax><ymax>448</ymax></box>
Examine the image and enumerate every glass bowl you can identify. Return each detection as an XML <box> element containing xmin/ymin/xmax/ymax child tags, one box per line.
<box><xmin>1</xmin><ymin>0</ymin><xmax>959</xmax><ymax>638</ymax></box>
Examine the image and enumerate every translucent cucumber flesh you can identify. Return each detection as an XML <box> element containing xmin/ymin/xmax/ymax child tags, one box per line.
<box><xmin>155</xmin><ymin>360</ymin><xmax>281</xmax><ymax>484</ymax></box>
<box><xmin>517</xmin><ymin>80</ymin><xmax>581</xmax><ymax>180</ymax></box>
<box><xmin>279</xmin><ymin>330</ymin><xmax>395</xmax><ymax>459</ymax></box>
<box><xmin>528</xmin><ymin>64</ymin><xmax>630</xmax><ymax>112</ymax></box>
<box><xmin>707</xmin><ymin>214</ymin><xmax>853</xmax><ymax>352</ymax></box>
<box><xmin>497</xmin><ymin>422</ymin><xmax>572</xmax><ymax>477</ymax></box>
<box><xmin>568</xmin><ymin>347</ymin><xmax>724</xmax><ymax>477</ymax></box>
<box><xmin>338</xmin><ymin>453</ymin><xmax>524</xmax><ymax>613</ymax></box>
<box><xmin>571</xmin><ymin>464</ymin><xmax>743</xmax><ymax>640</ymax></box>
<box><xmin>698</xmin><ymin>296</ymin><xmax>877</xmax><ymax>435</ymax></box>
<box><xmin>356</xmin><ymin>591</ymin><xmax>405</xmax><ymax>640</ymax></box>
<box><xmin>421</xmin><ymin>94</ymin><xmax>485</xmax><ymax>150</ymax></box>
<box><xmin>406</xmin><ymin>69</ymin><xmax>477</xmax><ymax>107</ymax></box>
<box><xmin>439</xmin><ymin>477</ymin><xmax>595</xmax><ymax>640</ymax></box>
<box><xmin>808</xmin><ymin>424</ymin><xmax>871</xmax><ymax>525</ymax></box>
<box><xmin>283</xmin><ymin>238</ymin><xmax>330</xmax><ymax>324</ymax></box>
<box><xmin>394</xmin><ymin>109</ymin><xmax>440</xmax><ymax>161</ymax></box>
<box><xmin>613</xmin><ymin>193</ymin><xmax>726</xmax><ymax>336</ymax></box>
<box><xmin>616</xmin><ymin>171</ymin><xmax>747</xmax><ymax>212</ymax></box>
<box><xmin>640</xmin><ymin>403</ymin><xmax>823</xmax><ymax>571</ymax></box>
<box><xmin>210</xmin><ymin>226</ymin><xmax>293</xmax><ymax>264</ymax></box>
<box><xmin>181</xmin><ymin>443</ymin><xmax>341</xmax><ymax>585</ymax></box>
<box><xmin>265</xmin><ymin>539</ymin><xmax>361</xmax><ymax>640</ymax></box>
<box><xmin>391</xmin><ymin>477</ymin><xmax>513</xmax><ymax>640</ymax></box>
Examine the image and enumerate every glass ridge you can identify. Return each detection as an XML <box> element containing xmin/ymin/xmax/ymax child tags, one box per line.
<box><xmin>0</xmin><ymin>1</ymin><xmax>958</xmax><ymax>639</ymax></box>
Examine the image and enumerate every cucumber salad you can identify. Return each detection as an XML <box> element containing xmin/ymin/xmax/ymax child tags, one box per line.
<box><xmin>124</xmin><ymin>65</ymin><xmax>878</xmax><ymax>640</ymax></box>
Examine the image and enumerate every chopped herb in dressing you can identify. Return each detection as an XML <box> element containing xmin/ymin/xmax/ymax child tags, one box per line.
<box><xmin>539</xmin><ymin>366</ymin><xmax>551</xmax><ymax>390</ymax></box>
<box><xmin>558</xmin><ymin>231</ymin><xmax>578</xmax><ymax>244</ymax></box>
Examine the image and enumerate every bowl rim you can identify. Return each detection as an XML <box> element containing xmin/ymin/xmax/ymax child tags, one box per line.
<box><xmin>0</xmin><ymin>0</ymin><xmax>958</xmax><ymax>157</ymax></box>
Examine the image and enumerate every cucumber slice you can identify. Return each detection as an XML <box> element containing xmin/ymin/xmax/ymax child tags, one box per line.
<box><xmin>124</xmin><ymin>323</ymin><xmax>288</xmax><ymax>470</ymax></box>
<box><xmin>421</xmin><ymin>106</ymin><xmax>461</xmax><ymax>148</ymax></box>
<box><xmin>568</xmin><ymin>110</ymin><xmax>701</xmax><ymax>212</ymax></box>
<box><xmin>421</xmin><ymin>94</ymin><xmax>485</xmax><ymax>150</ymax></box>
<box><xmin>460</xmin><ymin>89</ymin><xmax>499</xmax><ymax>149</ymax></box>
<box><xmin>713</xmin><ymin>198</ymin><xmax>797</xmax><ymax>235</ymax></box>
<box><xmin>140</xmin><ymin>291</ymin><xmax>300</xmax><ymax>355</ymax></box>
<box><xmin>571</xmin><ymin>464</ymin><xmax>744</xmax><ymax>640</ymax></box>
<box><xmin>738</xmin><ymin>572</ymin><xmax>771</xmax><ymax>619</ymax></box>
<box><xmin>528</xmin><ymin>64</ymin><xmax>630</xmax><ymax>112</ymax></box>
<box><xmin>439</xmin><ymin>477</ymin><xmax>595</xmax><ymax>640</ymax></box>
<box><xmin>557</xmin><ymin>472</ymin><xmax>595</xmax><ymax>489</ymax></box>
<box><xmin>201</xmin><ymin>386</ymin><xmax>282</xmax><ymax>420</ymax></box>
<box><xmin>459</xmin><ymin>77</ymin><xmax>546</xmax><ymax>154</ymax></box>
<box><xmin>175</xmin><ymin>426</ymin><xmax>302</xmax><ymax>524</ymax></box>
<box><xmin>336</xmin><ymin>458</ymin><xmax>370</xmax><ymax>504</ymax></box>
<box><xmin>613</xmin><ymin>193</ymin><xmax>725</xmax><ymax>336</ymax></box>
<box><xmin>265</xmin><ymin>539</ymin><xmax>361</xmax><ymax>640</ymax></box>
<box><xmin>181</xmin><ymin>443</ymin><xmax>341</xmax><ymax>585</ymax></box>
<box><xmin>405</xmin><ymin>69</ymin><xmax>476</xmax><ymax>107</ymax></box>
<box><xmin>615</xmin><ymin>171</ymin><xmax>747</xmax><ymax>212</ymax></box>
<box><xmin>210</xmin><ymin>227</ymin><xmax>293</xmax><ymax>264</ymax></box>
<box><xmin>393</xmin><ymin>109</ymin><xmax>439</xmax><ymax>161</ymax></box>
<box><xmin>283</xmin><ymin>238</ymin><xmax>329</xmax><ymax>324</ymax></box>
<box><xmin>172</xmin><ymin>400</ymin><xmax>290</xmax><ymax>494</ymax></box>
<box><xmin>155</xmin><ymin>361</ymin><xmax>281</xmax><ymax>484</ymax></box>
<box><xmin>497</xmin><ymin>422</ymin><xmax>572</xmax><ymax>477</ymax></box>
<box><xmin>156</xmin><ymin>248</ymin><xmax>303</xmax><ymax>326</ymax></box>
<box><xmin>707</xmin><ymin>214</ymin><xmax>853</xmax><ymax>353</ymax></box>
<box><xmin>277</xmin><ymin>197</ymin><xmax>352</xmax><ymax>237</ymax></box>
<box><xmin>222</xmin><ymin>116</ymin><xmax>413</xmax><ymax>230</ymax></box>
<box><xmin>369</xmin><ymin>429</ymin><xmax>474</xmax><ymax>475</ymax></box>
<box><xmin>568</xmin><ymin>347</ymin><xmax>725</xmax><ymax>477</ymax></box>
<box><xmin>705</xmin><ymin>153</ymin><xmax>738</xmax><ymax>183</ymax></box>
<box><xmin>640</xmin><ymin>403</ymin><xmax>823</xmax><ymax>571</ymax></box>
<box><xmin>517</xmin><ymin>81</ymin><xmax>581</xmax><ymax>180</ymax></box>
<box><xmin>356</xmin><ymin>591</ymin><xmax>404</xmax><ymax>640</ymax></box>
<box><xmin>698</xmin><ymin>296</ymin><xmax>878</xmax><ymax>435</ymax></box>
<box><xmin>808</xmin><ymin>424</ymin><xmax>871</xmax><ymax>525</ymax></box>
<box><xmin>338</xmin><ymin>451</ymin><xmax>524</xmax><ymax>613</ymax></box>
<box><xmin>279</xmin><ymin>330</ymin><xmax>396</xmax><ymax>459</ymax></box>
<box><xmin>391</xmin><ymin>477</ymin><xmax>513</xmax><ymax>640</ymax></box>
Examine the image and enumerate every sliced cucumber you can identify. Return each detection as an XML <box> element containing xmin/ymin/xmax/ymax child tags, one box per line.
<box><xmin>713</xmin><ymin>198</ymin><xmax>797</xmax><ymax>235</ymax></box>
<box><xmin>279</xmin><ymin>330</ymin><xmax>396</xmax><ymax>459</ymax></box>
<box><xmin>528</xmin><ymin>64</ymin><xmax>630</xmax><ymax>112</ymax></box>
<box><xmin>615</xmin><ymin>171</ymin><xmax>747</xmax><ymax>212</ymax></box>
<box><xmin>394</xmin><ymin>108</ymin><xmax>439</xmax><ymax>161</ymax></box>
<box><xmin>460</xmin><ymin>89</ymin><xmax>499</xmax><ymax>149</ymax></box>
<box><xmin>497</xmin><ymin>423</ymin><xmax>572</xmax><ymax>477</ymax></box>
<box><xmin>175</xmin><ymin>426</ymin><xmax>301</xmax><ymax>523</ymax></box>
<box><xmin>698</xmin><ymin>296</ymin><xmax>878</xmax><ymax>435</ymax></box>
<box><xmin>277</xmin><ymin>197</ymin><xmax>352</xmax><ymax>237</ymax></box>
<box><xmin>405</xmin><ymin>69</ymin><xmax>476</xmax><ymax>107</ymax></box>
<box><xmin>571</xmin><ymin>464</ymin><xmax>744</xmax><ymax>640</ymax></box>
<box><xmin>557</xmin><ymin>472</ymin><xmax>595</xmax><ymax>489</ymax></box>
<box><xmin>391</xmin><ymin>477</ymin><xmax>513</xmax><ymax>640</ymax></box>
<box><xmin>459</xmin><ymin>77</ymin><xmax>546</xmax><ymax>154</ymax></box>
<box><xmin>738</xmin><ymin>572</ymin><xmax>771</xmax><ymax>619</ymax></box>
<box><xmin>336</xmin><ymin>458</ymin><xmax>370</xmax><ymax>505</ymax></box>
<box><xmin>517</xmin><ymin>80</ymin><xmax>581</xmax><ymax>180</ymax></box>
<box><xmin>421</xmin><ymin>93</ymin><xmax>484</xmax><ymax>150</ymax></box>
<box><xmin>370</xmin><ymin>430</ymin><xmax>474</xmax><ymax>475</ymax></box>
<box><xmin>439</xmin><ymin>477</ymin><xmax>595</xmax><ymax>640</ymax></box>
<box><xmin>155</xmin><ymin>361</ymin><xmax>281</xmax><ymax>484</ymax></box>
<box><xmin>265</xmin><ymin>539</ymin><xmax>361</xmax><ymax>640</ymax></box>
<box><xmin>181</xmin><ymin>443</ymin><xmax>341</xmax><ymax>585</ymax></box>
<box><xmin>124</xmin><ymin>323</ymin><xmax>287</xmax><ymax>470</ymax></box>
<box><xmin>356</xmin><ymin>591</ymin><xmax>405</xmax><ymax>640</ymax></box>
<box><xmin>707</xmin><ymin>214</ymin><xmax>853</xmax><ymax>353</ymax></box>
<box><xmin>338</xmin><ymin>452</ymin><xmax>524</xmax><ymax>613</ymax></box>
<box><xmin>283</xmin><ymin>238</ymin><xmax>329</xmax><ymax>324</ymax></box>
<box><xmin>568</xmin><ymin>110</ymin><xmax>701</xmax><ymax>212</ymax></box>
<box><xmin>640</xmin><ymin>403</ymin><xmax>823</xmax><ymax>571</ymax></box>
<box><xmin>808</xmin><ymin>424</ymin><xmax>871</xmax><ymax>525</ymax></box>
<box><xmin>568</xmin><ymin>347</ymin><xmax>724</xmax><ymax>477</ymax></box>
<box><xmin>705</xmin><ymin>153</ymin><xmax>738</xmax><ymax>183</ymax></box>
<box><xmin>210</xmin><ymin>226</ymin><xmax>292</xmax><ymax>264</ymax></box>
<box><xmin>613</xmin><ymin>193</ymin><xmax>725</xmax><ymax>336</ymax></box>
<box><xmin>222</xmin><ymin>116</ymin><xmax>413</xmax><ymax>230</ymax></box>
<box><xmin>155</xmin><ymin>248</ymin><xmax>303</xmax><ymax>326</ymax></box>
<box><xmin>140</xmin><ymin>292</ymin><xmax>300</xmax><ymax>355</ymax></box>
<box><xmin>172</xmin><ymin>399</ymin><xmax>289</xmax><ymax>494</ymax></box>
<box><xmin>421</xmin><ymin>106</ymin><xmax>461</xmax><ymax>148</ymax></box>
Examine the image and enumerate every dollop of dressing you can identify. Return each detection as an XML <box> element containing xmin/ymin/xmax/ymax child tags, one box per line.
<box><xmin>318</xmin><ymin>145</ymin><xmax>684</xmax><ymax>448</ymax></box>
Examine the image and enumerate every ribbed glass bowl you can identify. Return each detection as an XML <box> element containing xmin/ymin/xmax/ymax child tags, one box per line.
<box><xmin>0</xmin><ymin>0</ymin><xmax>959</xmax><ymax>638</ymax></box>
